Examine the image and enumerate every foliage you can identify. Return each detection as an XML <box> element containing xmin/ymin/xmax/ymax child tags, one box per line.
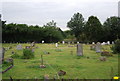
<box><xmin>11</xmin><ymin>53</ymin><xmax>21</xmax><ymax>59</ymax></box>
<box><xmin>22</xmin><ymin>49</ymin><xmax>34</xmax><ymax>59</ymax></box>
<box><xmin>84</xmin><ymin>16</ymin><xmax>103</xmax><ymax>42</ymax></box>
<box><xmin>2</xmin><ymin>21</ymin><xmax>64</xmax><ymax>43</ymax></box>
<box><xmin>67</xmin><ymin>12</ymin><xmax>85</xmax><ymax>41</ymax></box>
<box><xmin>103</xmin><ymin>16</ymin><xmax>120</xmax><ymax>42</ymax></box>
<box><xmin>111</xmin><ymin>39</ymin><xmax>120</xmax><ymax>54</ymax></box>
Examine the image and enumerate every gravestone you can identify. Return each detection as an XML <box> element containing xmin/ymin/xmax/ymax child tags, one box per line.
<box><xmin>16</xmin><ymin>44</ymin><xmax>22</xmax><ymax>50</ymax></box>
<box><xmin>77</xmin><ymin>42</ymin><xmax>79</xmax><ymax>44</ymax></box>
<box><xmin>62</xmin><ymin>41</ymin><xmax>65</xmax><ymax>44</ymax></box>
<box><xmin>95</xmin><ymin>42</ymin><xmax>101</xmax><ymax>53</ymax></box>
<box><xmin>42</xmin><ymin>40</ymin><xmax>44</xmax><ymax>43</ymax></box>
<box><xmin>107</xmin><ymin>41</ymin><xmax>110</xmax><ymax>45</ymax></box>
<box><xmin>31</xmin><ymin>42</ymin><xmax>35</xmax><ymax>47</ymax></box>
<box><xmin>68</xmin><ymin>42</ymin><xmax>70</xmax><ymax>45</ymax></box>
<box><xmin>92</xmin><ymin>42</ymin><xmax>95</xmax><ymax>44</ymax></box>
<box><xmin>112</xmin><ymin>41</ymin><xmax>115</xmax><ymax>44</ymax></box>
<box><xmin>101</xmin><ymin>42</ymin><xmax>106</xmax><ymax>45</ymax></box>
<box><xmin>55</xmin><ymin>43</ymin><xmax>58</xmax><ymax>48</ymax></box>
<box><xmin>2</xmin><ymin>47</ymin><xmax>5</xmax><ymax>61</ymax></box>
<box><xmin>90</xmin><ymin>45</ymin><xmax>96</xmax><ymax>50</ymax></box>
<box><xmin>77</xmin><ymin>44</ymin><xmax>83</xmax><ymax>56</ymax></box>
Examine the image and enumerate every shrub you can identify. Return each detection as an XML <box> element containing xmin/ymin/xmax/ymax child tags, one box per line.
<box><xmin>11</xmin><ymin>53</ymin><xmax>20</xmax><ymax>59</ymax></box>
<box><xmin>22</xmin><ymin>49</ymin><xmax>34</xmax><ymax>59</ymax></box>
<box><xmin>111</xmin><ymin>39</ymin><xmax>120</xmax><ymax>54</ymax></box>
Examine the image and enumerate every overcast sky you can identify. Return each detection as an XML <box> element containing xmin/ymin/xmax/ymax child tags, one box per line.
<box><xmin>1</xmin><ymin>0</ymin><xmax>119</xmax><ymax>30</ymax></box>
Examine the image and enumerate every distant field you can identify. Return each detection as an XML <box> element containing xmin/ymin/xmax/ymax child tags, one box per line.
<box><xmin>2</xmin><ymin>43</ymin><xmax>119</xmax><ymax>79</ymax></box>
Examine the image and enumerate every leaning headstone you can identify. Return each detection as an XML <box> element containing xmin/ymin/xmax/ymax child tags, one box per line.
<box><xmin>77</xmin><ymin>44</ymin><xmax>83</xmax><ymax>56</ymax></box>
<box><xmin>95</xmin><ymin>42</ymin><xmax>101</xmax><ymax>53</ymax></box>
<box><xmin>16</xmin><ymin>44</ymin><xmax>22</xmax><ymax>50</ymax></box>
<box><xmin>55</xmin><ymin>43</ymin><xmax>58</xmax><ymax>48</ymax></box>
<box><xmin>62</xmin><ymin>41</ymin><xmax>65</xmax><ymax>44</ymax></box>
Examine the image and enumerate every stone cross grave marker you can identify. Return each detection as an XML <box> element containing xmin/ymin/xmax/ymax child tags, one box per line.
<box><xmin>77</xmin><ymin>44</ymin><xmax>83</xmax><ymax>56</ymax></box>
<box><xmin>95</xmin><ymin>42</ymin><xmax>101</xmax><ymax>53</ymax></box>
<box><xmin>16</xmin><ymin>44</ymin><xmax>22</xmax><ymax>50</ymax></box>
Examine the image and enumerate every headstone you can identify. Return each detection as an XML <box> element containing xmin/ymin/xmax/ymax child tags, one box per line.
<box><xmin>101</xmin><ymin>42</ymin><xmax>106</xmax><ymax>45</ymax></box>
<box><xmin>31</xmin><ymin>42</ymin><xmax>35</xmax><ymax>47</ymax></box>
<box><xmin>16</xmin><ymin>44</ymin><xmax>22</xmax><ymax>50</ymax></box>
<box><xmin>77</xmin><ymin>42</ymin><xmax>79</xmax><ymax>44</ymax></box>
<box><xmin>55</xmin><ymin>43</ymin><xmax>58</xmax><ymax>48</ymax></box>
<box><xmin>92</xmin><ymin>42</ymin><xmax>95</xmax><ymax>44</ymax></box>
<box><xmin>99</xmin><ymin>56</ymin><xmax>106</xmax><ymax>61</ymax></box>
<box><xmin>107</xmin><ymin>41</ymin><xmax>110</xmax><ymax>45</ymax></box>
<box><xmin>62</xmin><ymin>41</ymin><xmax>65</xmax><ymax>44</ymax></box>
<box><xmin>72</xmin><ymin>41</ymin><xmax>74</xmax><ymax>44</ymax></box>
<box><xmin>68</xmin><ymin>42</ymin><xmax>70</xmax><ymax>45</ymax></box>
<box><xmin>95</xmin><ymin>42</ymin><xmax>101</xmax><ymax>53</ymax></box>
<box><xmin>112</xmin><ymin>41</ymin><xmax>114</xmax><ymax>44</ymax></box>
<box><xmin>77</xmin><ymin>44</ymin><xmax>83</xmax><ymax>56</ymax></box>
<box><xmin>42</xmin><ymin>40</ymin><xmax>44</xmax><ymax>43</ymax></box>
<box><xmin>90</xmin><ymin>45</ymin><xmax>96</xmax><ymax>50</ymax></box>
<box><xmin>2</xmin><ymin>47</ymin><xmax>5</xmax><ymax>61</ymax></box>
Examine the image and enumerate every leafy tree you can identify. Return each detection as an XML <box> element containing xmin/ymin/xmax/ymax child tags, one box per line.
<box><xmin>84</xmin><ymin>16</ymin><xmax>103</xmax><ymax>42</ymax></box>
<box><xmin>103</xmin><ymin>16</ymin><xmax>120</xmax><ymax>41</ymax></box>
<box><xmin>43</xmin><ymin>20</ymin><xmax>56</xmax><ymax>27</ymax></box>
<box><xmin>67</xmin><ymin>12</ymin><xmax>85</xmax><ymax>41</ymax></box>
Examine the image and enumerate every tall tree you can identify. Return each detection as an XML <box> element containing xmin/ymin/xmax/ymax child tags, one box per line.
<box><xmin>67</xmin><ymin>12</ymin><xmax>84</xmax><ymax>41</ymax></box>
<box><xmin>43</xmin><ymin>20</ymin><xmax>56</xmax><ymax>27</ymax></box>
<box><xmin>103</xmin><ymin>16</ymin><xmax>120</xmax><ymax>41</ymax></box>
<box><xmin>84</xmin><ymin>16</ymin><xmax>103</xmax><ymax>42</ymax></box>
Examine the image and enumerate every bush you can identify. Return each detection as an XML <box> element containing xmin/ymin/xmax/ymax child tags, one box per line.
<box><xmin>22</xmin><ymin>49</ymin><xmax>34</xmax><ymax>59</ymax></box>
<box><xmin>111</xmin><ymin>39</ymin><xmax>120</xmax><ymax>54</ymax></box>
<box><xmin>11</xmin><ymin>53</ymin><xmax>20</xmax><ymax>59</ymax></box>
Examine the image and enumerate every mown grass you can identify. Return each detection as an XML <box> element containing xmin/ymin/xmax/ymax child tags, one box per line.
<box><xmin>2</xmin><ymin>43</ymin><xmax>119</xmax><ymax>79</ymax></box>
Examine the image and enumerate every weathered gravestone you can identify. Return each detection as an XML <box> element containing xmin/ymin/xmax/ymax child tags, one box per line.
<box><xmin>95</xmin><ymin>42</ymin><xmax>101</xmax><ymax>53</ymax></box>
<box><xmin>77</xmin><ymin>44</ymin><xmax>83</xmax><ymax>56</ymax></box>
<box><xmin>16</xmin><ymin>44</ymin><xmax>22</xmax><ymax>50</ymax></box>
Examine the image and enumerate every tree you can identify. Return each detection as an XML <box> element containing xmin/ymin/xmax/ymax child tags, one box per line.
<box><xmin>84</xmin><ymin>16</ymin><xmax>103</xmax><ymax>42</ymax></box>
<box><xmin>67</xmin><ymin>12</ymin><xmax>85</xmax><ymax>41</ymax></box>
<box><xmin>103</xmin><ymin>16</ymin><xmax>120</xmax><ymax>41</ymax></box>
<box><xmin>43</xmin><ymin>20</ymin><xmax>56</xmax><ymax>27</ymax></box>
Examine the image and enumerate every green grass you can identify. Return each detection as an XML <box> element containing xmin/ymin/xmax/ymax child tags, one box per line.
<box><xmin>2</xmin><ymin>43</ymin><xmax>119</xmax><ymax>79</ymax></box>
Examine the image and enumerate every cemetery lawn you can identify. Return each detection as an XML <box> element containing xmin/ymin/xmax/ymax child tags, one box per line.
<box><xmin>2</xmin><ymin>43</ymin><xmax>119</xmax><ymax>79</ymax></box>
